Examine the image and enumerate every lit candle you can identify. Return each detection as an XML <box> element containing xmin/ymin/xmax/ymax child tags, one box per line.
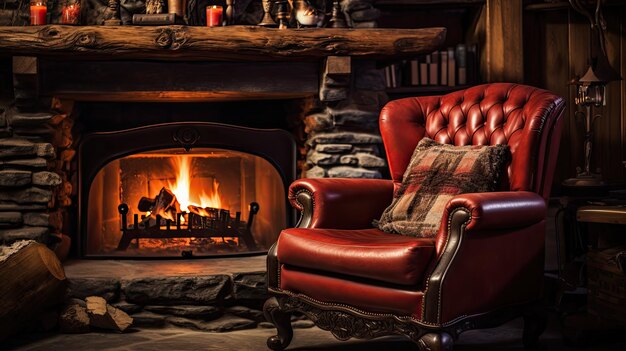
<box><xmin>206</xmin><ymin>5</ymin><xmax>223</xmax><ymax>27</ymax></box>
<box><xmin>30</xmin><ymin>2</ymin><xmax>47</xmax><ymax>26</ymax></box>
<box><xmin>61</xmin><ymin>3</ymin><xmax>81</xmax><ymax>25</ymax></box>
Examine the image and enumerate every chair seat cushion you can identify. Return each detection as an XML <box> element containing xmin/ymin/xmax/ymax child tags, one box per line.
<box><xmin>277</xmin><ymin>228</ymin><xmax>435</xmax><ymax>286</ymax></box>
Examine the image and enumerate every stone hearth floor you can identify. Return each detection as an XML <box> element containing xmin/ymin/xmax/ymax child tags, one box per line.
<box><xmin>63</xmin><ymin>255</ymin><xmax>267</xmax><ymax>278</ymax></box>
<box><xmin>5</xmin><ymin>316</ymin><xmax>626</xmax><ymax>351</ymax></box>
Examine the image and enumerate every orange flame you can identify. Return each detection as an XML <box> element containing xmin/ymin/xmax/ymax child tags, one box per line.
<box><xmin>167</xmin><ymin>156</ymin><xmax>223</xmax><ymax>212</ymax></box>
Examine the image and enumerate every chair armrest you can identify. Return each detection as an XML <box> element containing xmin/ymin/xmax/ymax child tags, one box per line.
<box><xmin>423</xmin><ymin>191</ymin><xmax>547</xmax><ymax>324</ymax></box>
<box><xmin>288</xmin><ymin>178</ymin><xmax>394</xmax><ymax>229</ymax></box>
<box><xmin>443</xmin><ymin>191</ymin><xmax>546</xmax><ymax>231</ymax></box>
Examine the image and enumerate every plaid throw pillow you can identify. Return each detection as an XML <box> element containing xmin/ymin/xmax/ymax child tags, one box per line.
<box><xmin>377</xmin><ymin>138</ymin><xmax>510</xmax><ymax>237</ymax></box>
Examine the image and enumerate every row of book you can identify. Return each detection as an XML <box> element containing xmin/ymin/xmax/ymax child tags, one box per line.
<box><xmin>384</xmin><ymin>43</ymin><xmax>479</xmax><ymax>88</ymax></box>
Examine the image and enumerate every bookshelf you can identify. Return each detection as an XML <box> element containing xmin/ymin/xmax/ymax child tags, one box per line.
<box><xmin>376</xmin><ymin>0</ymin><xmax>484</xmax><ymax>99</ymax></box>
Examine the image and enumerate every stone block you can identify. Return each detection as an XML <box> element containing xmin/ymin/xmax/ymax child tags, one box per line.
<box><xmin>0</xmin><ymin>138</ymin><xmax>37</xmax><ymax>159</ymax></box>
<box><xmin>67</xmin><ymin>278</ymin><xmax>121</xmax><ymax>302</ymax></box>
<box><xmin>0</xmin><ymin>202</ymin><xmax>47</xmax><ymax>211</ymax></box>
<box><xmin>32</xmin><ymin>171</ymin><xmax>62</xmax><ymax>186</ymax></box>
<box><xmin>308</xmin><ymin>132</ymin><xmax>382</xmax><ymax>146</ymax></box>
<box><xmin>130</xmin><ymin>311</ymin><xmax>167</xmax><ymax>328</ymax></box>
<box><xmin>305</xmin><ymin>166</ymin><xmax>326</xmax><ymax>178</ymax></box>
<box><xmin>327</xmin><ymin>166</ymin><xmax>382</xmax><ymax>179</ymax></box>
<box><xmin>315</xmin><ymin>144</ymin><xmax>353</xmax><ymax>154</ymax></box>
<box><xmin>0</xmin><ymin>226</ymin><xmax>48</xmax><ymax>243</ymax></box>
<box><xmin>123</xmin><ymin>275</ymin><xmax>231</xmax><ymax>305</ymax></box>
<box><xmin>304</xmin><ymin>112</ymin><xmax>333</xmax><ymax>133</ymax></box>
<box><xmin>23</xmin><ymin>212</ymin><xmax>49</xmax><ymax>227</ymax></box>
<box><xmin>355</xmin><ymin>153</ymin><xmax>387</xmax><ymax>168</ymax></box>
<box><xmin>9</xmin><ymin>112</ymin><xmax>54</xmax><ymax>127</ymax></box>
<box><xmin>308</xmin><ymin>152</ymin><xmax>340</xmax><ymax>166</ymax></box>
<box><xmin>0</xmin><ymin>157</ymin><xmax>48</xmax><ymax>169</ymax></box>
<box><xmin>36</xmin><ymin>143</ymin><xmax>55</xmax><ymax>159</ymax></box>
<box><xmin>0</xmin><ymin>170</ymin><xmax>32</xmax><ymax>187</ymax></box>
<box><xmin>350</xmin><ymin>8</ymin><xmax>381</xmax><ymax>22</ymax></box>
<box><xmin>0</xmin><ymin>212</ymin><xmax>23</xmax><ymax>227</ymax></box>
<box><xmin>111</xmin><ymin>301</ymin><xmax>143</xmax><ymax>315</ymax></box>
<box><xmin>354</xmin><ymin>144</ymin><xmax>382</xmax><ymax>155</ymax></box>
<box><xmin>145</xmin><ymin>305</ymin><xmax>222</xmax><ymax>319</ymax></box>
<box><xmin>232</xmin><ymin>272</ymin><xmax>267</xmax><ymax>301</ymax></box>
<box><xmin>0</xmin><ymin>187</ymin><xmax>53</xmax><ymax>204</ymax></box>
<box><xmin>319</xmin><ymin>86</ymin><xmax>348</xmax><ymax>102</ymax></box>
<box><xmin>339</xmin><ymin>155</ymin><xmax>359</xmax><ymax>166</ymax></box>
<box><xmin>344</xmin><ymin>0</ymin><xmax>373</xmax><ymax>13</ymax></box>
<box><xmin>226</xmin><ymin>306</ymin><xmax>265</xmax><ymax>322</ymax></box>
<box><xmin>167</xmin><ymin>315</ymin><xmax>256</xmax><ymax>332</ymax></box>
<box><xmin>354</xmin><ymin>21</ymin><xmax>378</xmax><ymax>28</ymax></box>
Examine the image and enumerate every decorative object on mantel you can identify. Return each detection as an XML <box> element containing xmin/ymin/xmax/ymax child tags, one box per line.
<box><xmin>146</xmin><ymin>0</ymin><xmax>165</xmax><ymax>14</ymax></box>
<box><xmin>293</xmin><ymin>0</ymin><xmax>325</xmax><ymax>28</ymax></box>
<box><xmin>132</xmin><ymin>12</ymin><xmax>186</xmax><ymax>24</ymax></box>
<box><xmin>61</xmin><ymin>0</ymin><xmax>81</xmax><ymax>25</ymax></box>
<box><xmin>168</xmin><ymin>0</ymin><xmax>185</xmax><ymax>17</ymax></box>
<box><xmin>276</xmin><ymin>0</ymin><xmax>289</xmax><ymax>29</ymax></box>
<box><xmin>328</xmin><ymin>0</ymin><xmax>347</xmax><ymax>28</ymax></box>
<box><xmin>225</xmin><ymin>0</ymin><xmax>235</xmax><ymax>25</ymax></box>
<box><xmin>563</xmin><ymin>0</ymin><xmax>622</xmax><ymax>188</ymax></box>
<box><xmin>29</xmin><ymin>1</ymin><xmax>47</xmax><ymax>25</ymax></box>
<box><xmin>258</xmin><ymin>0</ymin><xmax>277</xmax><ymax>26</ymax></box>
<box><xmin>102</xmin><ymin>0</ymin><xmax>122</xmax><ymax>25</ymax></box>
<box><xmin>206</xmin><ymin>5</ymin><xmax>223</xmax><ymax>26</ymax></box>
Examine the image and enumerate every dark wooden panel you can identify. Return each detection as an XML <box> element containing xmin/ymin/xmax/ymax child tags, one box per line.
<box><xmin>39</xmin><ymin>60</ymin><xmax>318</xmax><ymax>102</ymax></box>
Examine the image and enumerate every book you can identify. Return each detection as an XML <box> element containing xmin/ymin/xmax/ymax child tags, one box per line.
<box><xmin>440</xmin><ymin>51</ymin><xmax>448</xmax><ymax>86</ymax></box>
<box><xmin>410</xmin><ymin>59</ymin><xmax>419</xmax><ymax>86</ymax></box>
<box><xmin>429</xmin><ymin>51</ymin><xmax>439</xmax><ymax>85</ymax></box>
<box><xmin>384</xmin><ymin>66</ymin><xmax>392</xmax><ymax>88</ymax></box>
<box><xmin>132</xmin><ymin>13</ymin><xmax>185</xmax><ymax>25</ymax></box>
<box><xmin>456</xmin><ymin>44</ymin><xmax>467</xmax><ymax>85</ymax></box>
<box><xmin>420</xmin><ymin>57</ymin><xmax>428</xmax><ymax>86</ymax></box>
<box><xmin>447</xmin><ymin>47</ymin><xmax>456</xmax><ymax>87</ymax></box>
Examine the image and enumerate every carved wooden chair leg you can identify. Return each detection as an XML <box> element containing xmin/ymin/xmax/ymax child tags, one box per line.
<box><xmin>416</xmin><ymin>332</ymin><xmax>454</xmax><ymax>351</ymax></box>
<box><xmin>263</xmin><ymin>297</ymin><xmax>294</xmax><ymax>351</ymax></box>
<box><xmin>522</xmin><ymin>305</ymin><xmax>547</xmax><ymax>351</ymax></box>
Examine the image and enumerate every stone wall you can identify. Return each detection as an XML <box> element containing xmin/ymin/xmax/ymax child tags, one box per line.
<box><xmin>304</xmin><ymin>60</ymin><xmax>388</xmax><ymax>178</ymax></box>
<box><xmin>0</xmin><ymin>76</ymin><xmax>73</xmax><ymax>256</ymax></box>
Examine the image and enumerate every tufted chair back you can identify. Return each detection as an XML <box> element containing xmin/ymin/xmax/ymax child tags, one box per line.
<box><xmin>379</xmin><ymin>83</ymin><xmax>565</xmax><ymax>200</ymax></box>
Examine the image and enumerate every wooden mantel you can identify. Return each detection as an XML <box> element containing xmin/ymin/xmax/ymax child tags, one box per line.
<box><xmin>0</xmin><ymin>25</ymin><xmax>446</xmax><ymax>61</ymax></box>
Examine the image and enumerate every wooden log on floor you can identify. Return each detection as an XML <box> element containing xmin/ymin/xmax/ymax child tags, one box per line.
<box><xmin>85</xmin><ymin>296</ymin><xmax>133</xmax><ymax>332</ymax></box>
<box><xmin>0</xmin><ymin>241</ymin><xmax>67</xmax><ymax>340</ymax></box>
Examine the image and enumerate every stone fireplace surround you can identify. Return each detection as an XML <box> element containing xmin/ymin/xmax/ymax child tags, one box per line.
<box><xmin>0</xmin><ymin>25</ymin><xmax>445</xmax><ymax>333</ymax></box>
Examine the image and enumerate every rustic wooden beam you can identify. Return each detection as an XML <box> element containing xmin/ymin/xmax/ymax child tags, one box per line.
<box><xmin>485</xmin><ymin>0</ymin><xmax>523</xmax><ymax>82</ymax></box>
<box><xmin>0</xmin><ymin>25</ymin><xmax>446</xmax><ymax>61</ymax></box>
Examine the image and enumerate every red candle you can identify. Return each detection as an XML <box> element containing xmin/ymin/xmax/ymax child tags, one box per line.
<box><xmin>30</xmin><ymin>3</ymin><xmax>47</xmax><ymax>26</ymax></box>
<box><xmin>61</xmin><ymin>4</ymin><xmax>81</xmax><ymax>25</ymax></box>
<box><xmin>206</xmin><ymin>5</ymin><xmax>223</xmax><ymax>27</ymax></box>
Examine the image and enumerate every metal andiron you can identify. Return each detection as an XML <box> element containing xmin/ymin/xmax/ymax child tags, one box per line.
<box><xmin>116</xmin><ymin>202</ymin><xmax>260</xmax><ymax>252</ymax></box>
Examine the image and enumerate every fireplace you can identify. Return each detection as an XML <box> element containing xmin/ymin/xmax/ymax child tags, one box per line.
<box><xmin>79</xmin><ymin>122</ymin><xmax>296</xmax><ymax>258</ymax></box>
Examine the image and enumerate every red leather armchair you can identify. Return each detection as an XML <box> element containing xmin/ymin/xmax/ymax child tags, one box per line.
<box><xmin>263</xmin><ymin>83</ymin><xmax>565</xmax><ymax>351</ymax></box>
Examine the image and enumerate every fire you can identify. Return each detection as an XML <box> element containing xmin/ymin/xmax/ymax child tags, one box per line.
<box><xmin>167</xmin><ymin>156</ymin><xmax>223</xmax><ymax>212</ymax></box>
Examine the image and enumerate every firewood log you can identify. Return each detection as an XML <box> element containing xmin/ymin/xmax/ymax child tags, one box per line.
<box><xmin>140</xmin><ymin>187</ymin><xmax>181</xmax><ymax>221</ymax></box>
<box><xmin>85</xmin><ymin>296</ymin><xmax>133</xmax><ymax>332</ymax></box>
<box><xmin>0</xmin><ymin>241</ymin><xmax>66</xmax><ymax>340</ymax></box>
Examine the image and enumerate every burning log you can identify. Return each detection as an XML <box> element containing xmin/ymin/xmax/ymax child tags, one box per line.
<box><xmin>139</xmin><ymin>187</ymin><xmax>181</xmax><ymax>222</ymax></box>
